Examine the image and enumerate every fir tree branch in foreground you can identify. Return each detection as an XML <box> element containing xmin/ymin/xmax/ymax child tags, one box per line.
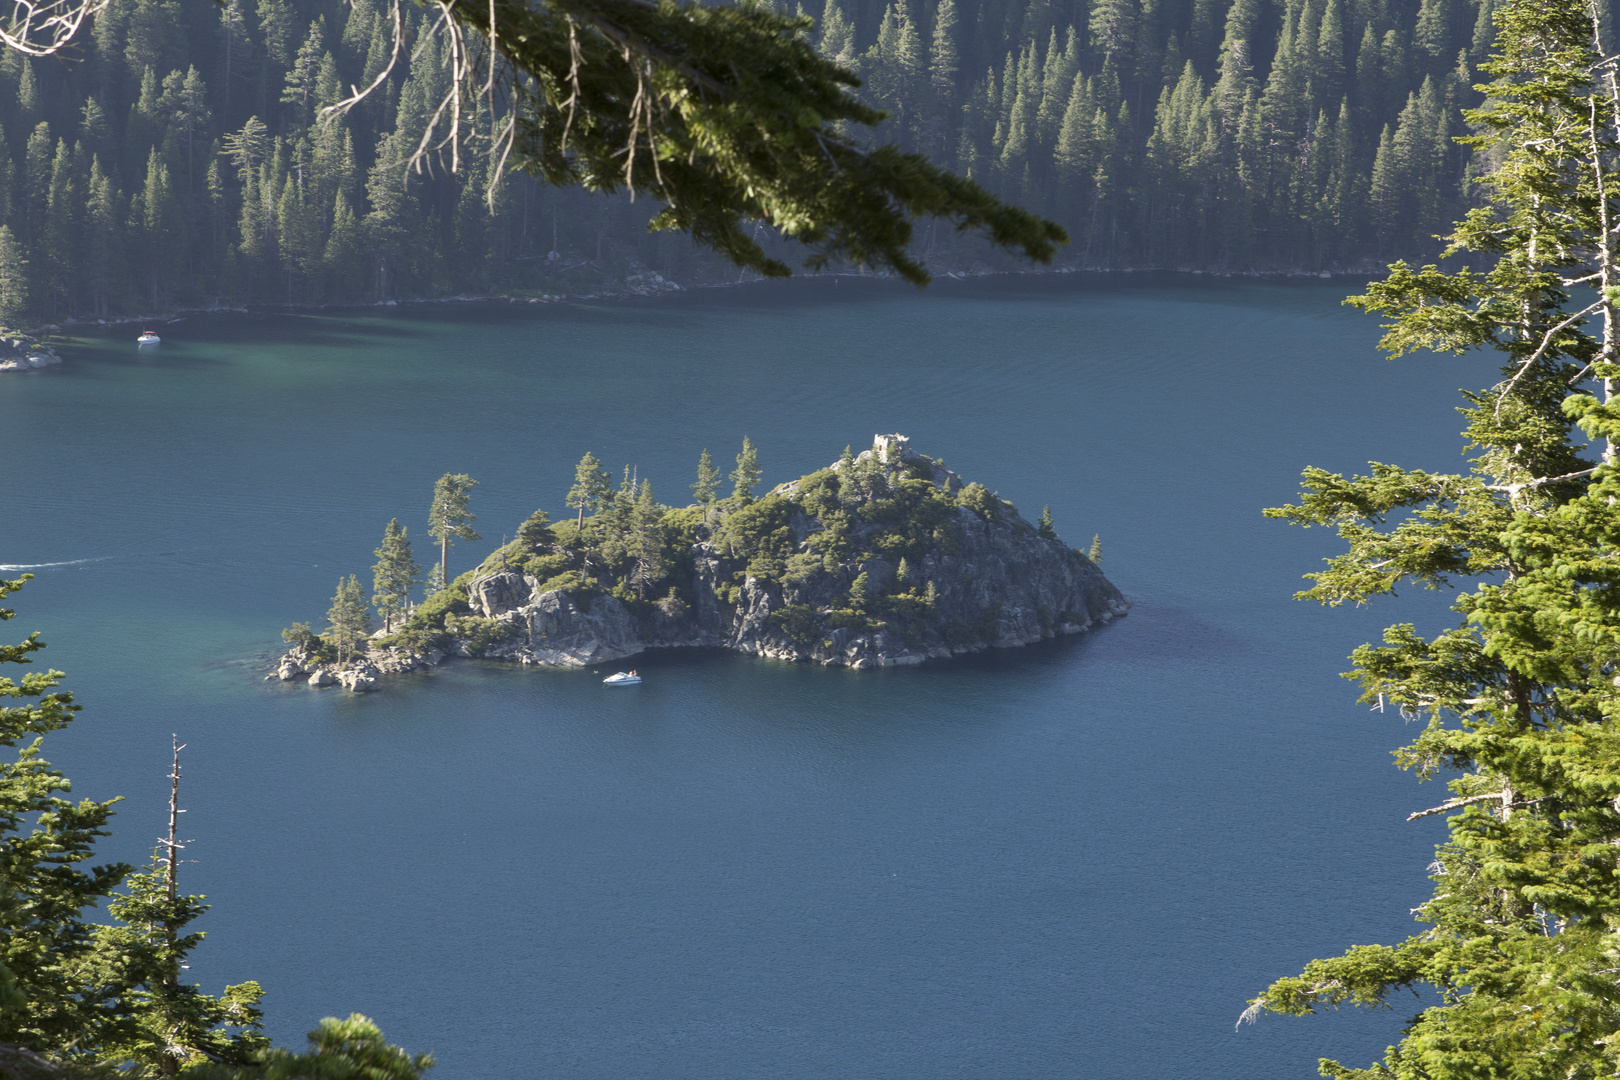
<box><xmin>329</xmin><ymin>0</ymin><xmax>1068</xmax><ymax>283</ymax></box>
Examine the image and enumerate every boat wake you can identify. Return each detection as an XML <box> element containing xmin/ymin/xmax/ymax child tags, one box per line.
<box><xmin>0</xmin><ymin>557</ymin><xmax>114</xmax><ymax>572</ymax></box>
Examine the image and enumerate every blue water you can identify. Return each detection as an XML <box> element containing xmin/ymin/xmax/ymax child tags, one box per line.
<box><xmin>0</xmin><ymin>274</ymin><xmax>1477</xmax><ymax>1077</ymax></box>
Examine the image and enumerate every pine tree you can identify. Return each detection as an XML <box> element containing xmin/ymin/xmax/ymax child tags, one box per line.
<box><xmin>1213</xmin><ymin>0</ymin><xmax>1261</xmax><ymax>121</ymax></box>
<box><xmin>1246</xmin><ymin>5</ymin><xmax>1620</xmax><ymax>1075</ymax></box>
<box><xmin>95</xmin><ymin>744</ymin><xmax>268</xmax><ymax>1074</ymax></box>
<box><xmin>1366</xmin><ymin>120</ymin><xmax>1399</xmax><ymax>253</ymax></box>
<box><xmin>1315</xmin><ymin>0</ymin><xmax>1347</xmax><ymax>111</ymax></box>
<box><xmin>255</xmin><ymin>0</ymin><xmax>295</xmax><ymax>68</ymax></box>
<box><xmin>1037</xmin><ymin>505</ymin><xmax>1057</xmax><ymax>539</ymax></box>
<box><xmin>1412</xmin><ymin>0</ymin><xmax>1449</xmax><ymax>64</ymax></box>
<box><xmin>165</xmin><ymin>67</ymin><xmax>211</xmax><ymax>193</ymax></box>
<box><xmin>0</xmin><ymin>575</ymin><xmax>130</xmax><ymax>1050</ymax></box>
<box><xmin>427</xmin><ymin>473</ymin><xmax>480</xmax><ymax>589</ymax></box>
<box><xmin>371</xmin><ymin>518</ymin><xmax>421</xmax><ymax>633</ymax></box>
<box><xmin>13</xmin><ymin>60</ymin><xmax>40</xmax><ymax>136</ymax></box>
<box><xmin>85</xmin><ymin>159</ymin><xmax>124</xmax><ymax>318</ymax></box>
<box><xmin>282</xmin><ymin>20</ymin><xmax>326</xmax><ymax>126</ymax></box>
<box><xmin>0</xmin><ymin>226</ymin><xmax>27</xmax><ymax>326</ymax></box>
<box><xmin>324</xmin><ymin>189</ymin><xmax>364</xmax><ymax>298</ymax></box>
<box><xmin>1089</xmin><ymin>0</ymin><xmax>1136</xmax><ymax>67</ymax></box>
<box><xmin>628</xmin><ymin>481</ymin><xmax>668</xmax><ymax>598</ymax></box>
<box><xmin>568</xmin><ymin>452</ymin><xmax>612</xmax><ymax>531</ymax></box>
<box><xmin>42</xmin><ymin>139</ymin><xmax>81</xmax><ymax>316</ymax></box>
<box><xmin>816</xmin><ymin>0</ymin><xmax>856</xmax><ymax>65</ymax></box>
<box><xmin>731</xmin><ymin>437</ymin><xmax>763</xmax><ymax>502</ymax></box>
<box><xmin>22</xmin><ymin>122</ymin><xmax>51</xmax><ymax>256</ymax></box>
<box><xmin>1187</xmin><ymin>0</ymin><xmax>1220</xmax><ymax>78</ymax></box>
<box><xmin>929</xmin><ymin>0</ymin><xmax>959</xmax><ymax>113</ymax></box>
<box><xmin>324</xmin><ymin>575</ymin><xmax>370</xmax><ymax>666</ymax></box>
<box><xmin>135</xmin><ymin>147</ymin><xmax>181</xmax><ymax>307</ymax></box>
<box><xmin>516</xmin><ymin>509</ymin><xmax>553</xmax><ymax>551</ymax></box>
<box><xmin>691</xmin><ymin>449</ymin><xmax>720</xmax><ymax>506</ymax></box>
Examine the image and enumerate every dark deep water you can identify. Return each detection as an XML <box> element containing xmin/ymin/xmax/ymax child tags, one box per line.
<box><xmin>1</xmin><ymin>274</ymin><xmax>1478</xmax><ymax>1077</ymax></box>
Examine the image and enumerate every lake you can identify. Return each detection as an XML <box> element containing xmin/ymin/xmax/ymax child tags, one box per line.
<box><xmin>0</xmin><ymin>274</ymin><xmax>1477</xmax><ymax>1078</ymax></box>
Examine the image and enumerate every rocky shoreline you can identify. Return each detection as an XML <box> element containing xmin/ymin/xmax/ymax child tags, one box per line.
<box><xmin>272</xmin><ymin>435</ymin><xmax>1128</xmax><ymax>692</ymax></box>
<box><xmin>0</xmin><ymin>329</ymin><xmax>62</xmax><ymax>372</ymax></box>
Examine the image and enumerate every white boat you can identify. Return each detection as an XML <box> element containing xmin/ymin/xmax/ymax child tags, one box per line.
<box><xmin>136</xmin><ymin>331</ymin><xmax>160</xmax><ymax>345</ymax></box>
<box><xmin>602</xmin><ymin>671</ymin><xmax>641</xmax><ymax>686</ymax></box>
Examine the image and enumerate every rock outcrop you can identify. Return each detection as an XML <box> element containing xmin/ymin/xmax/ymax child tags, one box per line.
<box><xmin>0</xmin><ymin>331</ymin><xmax>62</xmax><ymax>373</ymax></box>
<box><xmin>273</xmin><ymin>436</ymin><xmax>1128</xmax><ymax>689</ymax></box>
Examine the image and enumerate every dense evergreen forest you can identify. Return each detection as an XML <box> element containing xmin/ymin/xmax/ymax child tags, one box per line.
<box><xmin>0</xmin><ymin>0</ymin><xmax>1583</xmax><ymax>322</ymax></box>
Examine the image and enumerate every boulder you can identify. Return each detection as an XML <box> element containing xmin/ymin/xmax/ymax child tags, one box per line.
<box><xmin>338</xmin><ymin>670</ymin><xmax>378</xmax><ymax>692</ymax></box>
<box><xmin>308</xmin><ymin>670</ymin><xmax>334</xmax><ymax>687</ymax></box>
<box><xmin>277</xmin><ymin>659</ymin><xmax>305</xmax><ymax>680</ymax></box>
<box><xmin>468</xmin><ymin>571</ymin><xmax>537</xmax><ymax>618</ymax></box>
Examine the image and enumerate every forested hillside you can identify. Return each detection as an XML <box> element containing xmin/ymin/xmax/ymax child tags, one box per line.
<box><xmin>0</xmin><ymin>0</ymin><xmax>1566</xmax><ymax>321</ymax></box>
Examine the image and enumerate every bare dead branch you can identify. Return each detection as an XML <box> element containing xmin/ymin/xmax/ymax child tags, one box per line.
<box><xmin>0</xmin><ymin>0</ymin><xmax>106</xmax><ymax>56</ymax></box>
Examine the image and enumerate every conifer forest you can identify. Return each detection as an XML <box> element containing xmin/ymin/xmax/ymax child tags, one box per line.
<box><xmin>0</xmin><ymin>0</ymin><xmax>1556</xmax><ymax>322</ymax></box>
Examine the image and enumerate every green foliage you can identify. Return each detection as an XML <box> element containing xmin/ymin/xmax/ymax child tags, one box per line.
<box><xmin>520</xmin><ymin>553</ymin><xmax>570</xmax><ymax>581</ymax></box>
<box><xmin>956</xmin><ymin>481</ymin><xmax>1000</xmax><ymax>522</ymax></box>
<box><xmin>0</xmin><ymin>575</ymin><xmax>128</xmax><ymax>1053</ymax></box>
<box><xmin>1036</xmin><ymin>506</ymin><xmax>1056</xmax><ymax>540</ymax></box>
<box><xmin>95</xmin><ymin>850</ymin><xmax>269</xmax><ymax>1072</ymax></box>
<box><xmin>324</xmin><ymin>575</ymin><xmax>370</xmax><ymax>666</ymax></box>
<box><xmin>515</xmin><ymin>509</ymin><xmax>553</xmax><ymax>552</ymax></box>
<box><xmin>0</xmin><ymin>0</ymin><xmax>1506</xmax><ymax>326</ymax></box>
<box><xmin>1247</xmin><ymin>3</ymin><xmax>1620</xmax><ymax>1075</ymax></box>
<box><xmin>427</xmin><ymin>474</ymin><xmax>480</xmax><ymax>586</ymax></box>
<box><xmin>406</xmin><ymin>577</ymin><xmax>471</xmax><ymax>632</ymax></box>
<box><xmin>371</xmin><ymin>518</ymin><xmax>421</xmax><ymax>634</ymax></box>
<box><xmin>441</xmin><ymin>614</ymin><xmax>513</xmax><ymax>657</ymax></box>
<box><xmin>567</xmin><ymin>453</ymin><xmax>612</xmax><ymax>531</ymax></box>
<box><xmin>531</xmin><ymin>570</ymin><xmax>599</xmax><ymax>608</ymax></box>
<box><xmin>770</xmin><ymin>603</ymin><xmax>822</xmax><ymax>646</ymax></box>
<box><xmin>279</xmin><ymin>621</ymin><xmax>315</xmax><ymax>650</ymax></box>
<box><xmin>691</xmin><ymin>450</ymin><xmax>720</xmax><ymax>507</ymax></box>
<box><xmin>184</xmin><ymin>1014</ymin><xmax>431</xmax><ymax>1080</ymax></box>
<box><xmin>730</xmin><ymin>437</ymin><xmax>763</xmax><ymax>503</ymax></box>
<box><xmin>0</xmin><ymin>225</ymin><xmax>26</xmax><ymax>326</ymax></box>
<box><xmin>712</xmin><ymin>494</ymin><xmax>796</xmax><ymax>573</ymax></box>
<box><xmin>1087</xmin><ymin>533</ymin><xmax>1102</xmax><ymax>566</ymax></box>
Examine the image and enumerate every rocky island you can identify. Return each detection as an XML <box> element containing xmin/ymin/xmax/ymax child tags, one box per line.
<box><xmin>273</xmin><ymin>435</ymin><xmax>1126</xmax><ymax>690</ymax></box>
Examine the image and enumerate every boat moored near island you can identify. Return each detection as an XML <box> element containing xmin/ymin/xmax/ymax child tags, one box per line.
<box><xmin>137</xmin><ymin>331</ymin><xmax>160</xmax><ymax>345</ymax></box>
<box><xmin>603</xmin><ymin>671</ymin><xmax>641</xmax><ymax>685</ymax></box>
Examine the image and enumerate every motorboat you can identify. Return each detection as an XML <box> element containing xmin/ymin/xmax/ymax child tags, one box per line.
<box><xmin>136</xmin><ymin>331</ymin><xmax>160</xmax><ymax>345</ymax></box>
<box><xmin>602</xmin><ymin>671</ymin><xmax>641</xmax><ymax>686</ymax></box>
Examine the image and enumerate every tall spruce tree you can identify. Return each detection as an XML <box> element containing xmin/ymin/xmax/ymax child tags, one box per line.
<box><xmin>691</xmin><ymin>449</ymin><xmax>721</xmax><ymax>507</ymax></box>
<box><xmin>371</xmin><ymin>518</ymin><xmax>420</xmax><ymax>633</ymax></box>
<box><xmin>567</xmin><ymin>452</ymin><xmax>612</xmax><ymax>532</ymax></box>
<box><xmin>0</xmin><ymin>574</ymin><xmax>127</xmax><ymax>1052</ymax></box>
<box><xmin>731</xmin><ymin>437</ymin><xmax>763</xmax><ymax>503</ymax></box>
<box><xmin>1244</xmin><ymin>2</ymin><xmax>1620</xmax><ymax>1075</ymax></box>
<box><xmin>325</xmin><ymin>574</ymin><xmax>370</xmax><ymax>666</ymax></box>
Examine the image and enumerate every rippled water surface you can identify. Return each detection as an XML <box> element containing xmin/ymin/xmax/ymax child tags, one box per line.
<box><xmin>1</xmin><ymin>275</ymin><xmax>1478</xmax><ymax>1077</ymax></box>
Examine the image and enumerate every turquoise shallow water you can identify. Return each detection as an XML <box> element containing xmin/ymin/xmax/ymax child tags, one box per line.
<box><xmin>1</xmin><ymin>274</ymin><xmax>1478</xmax><ymax>1077</ymax></box>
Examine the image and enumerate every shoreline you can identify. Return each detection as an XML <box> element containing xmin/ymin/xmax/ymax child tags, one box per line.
<box><xmin>21</xmin><ymin>261</ymin><xmax>1373</xmax><ymax>339</ymax></box>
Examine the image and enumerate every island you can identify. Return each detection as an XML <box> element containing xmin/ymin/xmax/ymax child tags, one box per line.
<box><xmin>273</xmin><ymin>435</ymin><xmax>1127</xmax><ymax>690</ymax></box>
